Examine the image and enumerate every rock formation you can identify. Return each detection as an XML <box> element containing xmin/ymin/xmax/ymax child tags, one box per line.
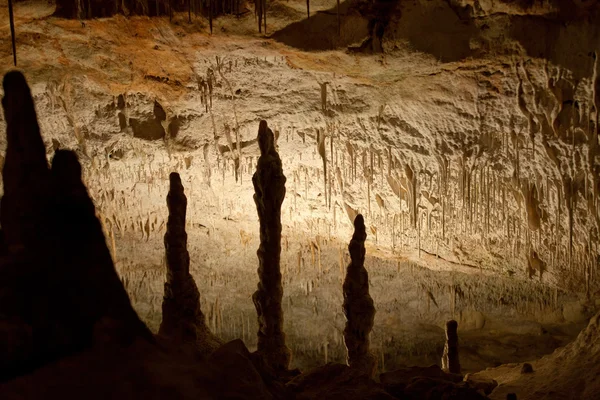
<box><xmin>50</xmin><ymin>149</ymin><xmax>154</xmax><ymax>346</ymax></box>
<box><xmin>342</xmin><ymin>214</ymin><xmax>376</xmax><ymax>377</ymax></box>
<box><xmin>252</xmin><ymin>120</ymin><xmax>291</xmax><ymax>372</ymax></box>
<box><xmin>159</xmin><ymin>172</ymin><xmax>221</xmax><ymax>355</ymax></box>
<box><xmin>0</xmin><ymin>71</ymin><xmax>152</xmax><ymax>381</ymax></box>
<box><xmin>442</xmin><ymin>320</ymin><xmax>461</xmax><ymax>374</ymax></box>
<box><xmin>0</xmin><ymin>71</ymin><xmax>50</xmax><ymax>254</ymax></box>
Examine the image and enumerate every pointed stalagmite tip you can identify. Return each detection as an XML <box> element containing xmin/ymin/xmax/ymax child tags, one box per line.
<box><xmin>354</xmin><ymin>214</ymin><xmax>364</xmax><ymax>229</ymax></box>
<box><xmin>446</xmin><ymin>319</ymin><xmax>458</xmax><ymax>333</ymax></box>
<box><xmin>257</xmin><ymin>120</ymin><xmax>274</xmax><ymax>155</ymax></box>
<box><xmin>169</xmin><ymin>172</ymin><xmax>182</xmax><ymax>187</ymax></box>
<box><xmin>3</xmin><ymin>70</ymin><xmax>28</xmax><ymax>93</ymax></box>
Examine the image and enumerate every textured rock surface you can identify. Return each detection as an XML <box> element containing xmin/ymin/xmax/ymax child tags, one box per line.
<box><xmin>343</xmin><ymin>214</ymin><xmax>376</xmax><ymax>376</ymax></box>
<box><xmin>0</xmin><ymin>0</ymin><xmax>598</xmax><ymax>376</ymax></box>
<box><xmin>474</xmin><ymin>311</ymin><xmax>600</xmax><ymax>399</ymax></box>
<box><xmin>442</xmin><ymin>320</ymin><xmax>461</xmax><ymax>374</ymax></box>
<box><xmin>159</xmin><ymin>172</ymin><xmax>221</xmax><ymax>355</ymax></box>
<box><xmin>252</xmin><ymin>120</ymin><xmax>291</xmax><ymax>371</ymax></box>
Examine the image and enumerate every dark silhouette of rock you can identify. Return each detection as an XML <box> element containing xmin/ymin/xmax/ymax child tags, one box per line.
<box><xmin>442</xmin><ymin>320</ymin><xmax>461</xmax><ymax>374</ymax></box>
<box><xmin>208</xmin><ymin>340</ymin><xmax>279</xmax><ymax>399</ymax></box>
<box><xmin>0</xmin><ymin>71</ymin><xmax>50</xmax><ymax>253</ymax></box>
<box><xmin>0</xmin><ymin>72</ymin><xmax>152</xmax><ymax>381</ymax></box>
<box><xmin>507</xmin><ymin>393</ymin><xmax>517</xmax><ymax>400</ymax></box>
<box><xmin>380</xmin><ymin>365</ymin><xmax>462</xmax><ymax>397</ymax></box>
<box><xmin>463</xmin><ymin>374</ymin><xmax>498</xmax><ymax>396</ymax></box>
<box><xmin>252</xmin><ymin>120</ymin><xmax>291</xmax><ymax>372</ymax></box>
<box><xmin>286</xmin><ymin>363</ymin><xmax>395</xmax><ymax>400</ymax></box>
<box><xmin>50</xmin><ymin>150</ymin><xmax>154</xmax><ymax>346</ymax></box>
<box><xmin>520</xmin><ymin>362</ymin><xmax>533</xmax><ymax>374</ymax></box>
<box><xmin>342</xmin><ymin>214</ymin><xmax>376</xmax><ymax>377</ymax></box>
<box><xmin>159</xmin><ymin>172</ymin><xmax>221</xmax><ymax>355</ymax></box>
<box><xmin>403</xmin><ymin>377</ymin><xmax>489</xmax><ymax>400</ymax></box>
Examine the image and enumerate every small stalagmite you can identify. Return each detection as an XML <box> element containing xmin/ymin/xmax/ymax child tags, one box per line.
<box><xmin>252</xmin><ymin>120</ymin><xmax>292</xmax><ymax>371</ymax></box>
<box><xmin>343</xmin><ymin>214</ymin><xmax>377</xmax><ymax>377</ymax></box>
<box><xmin>159</xmin><ymin>172</ymin><xmax>221</xmax><ymax>355</ymax></box>
<box><xmin>441</xmin><ymin>320</ymin><xmax>461</xmax><ymax>374</ymax></box>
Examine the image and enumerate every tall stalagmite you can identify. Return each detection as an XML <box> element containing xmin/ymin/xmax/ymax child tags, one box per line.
<box><xmin>441</xmin><ymin>320</ymin><xmax>461</xmax><ymax>374</ymax></box>
<box><xmin>0</xmin><ymin>71</ymin><xmax>50</xmax><ymax>253</ymax></box>
<box><xmin>343</xmin><ymin>214</ymin><xmax>376</xmax><ymax>377</ymax></box>
<box><xmin>252</xmin><ymin>120</ymin><xmax>291</xmax><ymax>371</ymax></box>
<box><xmin>0</xmin><ymin>72</ymin><xmax>152</xmax><ymax>381</ymax></box>
<box><xmin>159</xmin><ymin>172</ymin><xmax>221</xmax><ymax>355</ymax></box>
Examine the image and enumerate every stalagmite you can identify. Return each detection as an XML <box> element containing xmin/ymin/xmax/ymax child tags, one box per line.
<box><xmin>441</xmin><ymin>320</ymin><xmax>460</xmax><ymax>374</ymax></box>
<box><xmin>252</xmin><ymin>120</ymin><xmax>292</xmax><ymax>372</ymax></box>
<box><xmin>159</xmin><ymin>172</ymin><xmax>221</xmax><ymax>355</ymax></box>
<box><xmin>342</xmin><ymin>214</ymin><xmax>377</xmax><ymax>377</ymax></box>
<box><xmin>1</xmin><ymin>71</ymin><xmax>50</xmax><ymax>253</ymax></box>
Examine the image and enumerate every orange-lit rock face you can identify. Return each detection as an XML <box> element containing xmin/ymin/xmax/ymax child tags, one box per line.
<box><xmin>0</xmin><ymin>0</ymin><xmax>598</xmax><ymax>372</ymax></box>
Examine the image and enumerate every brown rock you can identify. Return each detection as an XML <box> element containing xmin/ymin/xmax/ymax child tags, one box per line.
<box><xmin>464</xmin><ymin>373</ymin><xmax>498</xmax><ymax>395</ymax></box>
<box><xmin>520</xmin><ymin>362</ymin><xmax>533</xmax><ymax>374</ymax></box>
<box><xmin>342</xmin><ymin>214</ymin><xmax>376</xmax><ymax>377</ymax></box>
<box><xmin>252</xmin><ymin>120</ymin><xmax>291</xmax><ymax>372</ymax></box>
<box><xmin>380</xmin><ymin>365</ymin><xmax>462</xmax><ymax>397</ymax></box>
<box><xmin>287</xmin><ymin>363</ymin><xmax>394</xmax><ymax>400</ymax></box>
<box><xmin>159</xmin><ymin>172</ymin><xmax>221</xmax><ymax>356</ymax></box>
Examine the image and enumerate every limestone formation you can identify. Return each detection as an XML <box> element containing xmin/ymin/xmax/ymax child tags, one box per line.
<box><xmin>0</xmin><ymin>72</ymin><xmax>152</xmax><ymax>381</ymax></box>
<box><xmin>342</xmin><ymin>214</ymin><xmax>376</xmax><ymax>377</ymax></box>
<box><xmin>442</xmin><ymin>320</ymin><xmax>460</xmax><ymax>374</ymax></box>
<box><xmin>159</xmin><ymin>172</ymin><xmax>221</xmax><ymax>355</ymax></box>
<box><xmin>252</xmin><ymin>120</ymin><xmax>291</xmax><ymax>371</ymax></box>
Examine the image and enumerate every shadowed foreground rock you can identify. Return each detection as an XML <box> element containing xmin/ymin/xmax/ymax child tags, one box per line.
<box><xmin>0</xmin><ymin>70</ymin><xmax>50</xmax><ymax>253</ymax></box>
<box><xmin>343</xmin><ymin>214</ymin><xmax>376</xmax><ymax>377</ymax></box>
<box><xmin>159</xmin><ymin>172</ymin><xmax>221</xmax><ymax>355</ymax></box>
<box><xmin>50</xmin><ymin>149</ymin><xmax>154</xmax><ymax>346</ymax></box>
<box><xmin>442</xmin><ymin>320</ymin><xmax>460</xmax><ymax>374</ymax></box>
<box><xmin>252</xmin><ymin>120</ymin><xmax>292</xmax><ymax>372</ymax></box>
<box><xmin>0</xmin><ymin>72</ymin><xmax>152</xmax><ymax>381</ymax></box>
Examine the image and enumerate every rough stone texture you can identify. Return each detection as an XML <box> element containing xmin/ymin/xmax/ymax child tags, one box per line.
<box><xmin>252</xmin><ymin>120</ymin><xmax>291</xmax><ymax>372</ymax></box>
<box><xmin>342</xmin><ymin>214</ymin><xmax>376</xmax><ymax>376</ymax></box>
<box><xmin>159</xmin><ymin>172</ymin><xmax>221</xmax><ymax>355</ymax></box>
<box><xmin>442</xmin><ymin>320</ymin><xmax>461</xmax><ymax>374</ymax></box>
